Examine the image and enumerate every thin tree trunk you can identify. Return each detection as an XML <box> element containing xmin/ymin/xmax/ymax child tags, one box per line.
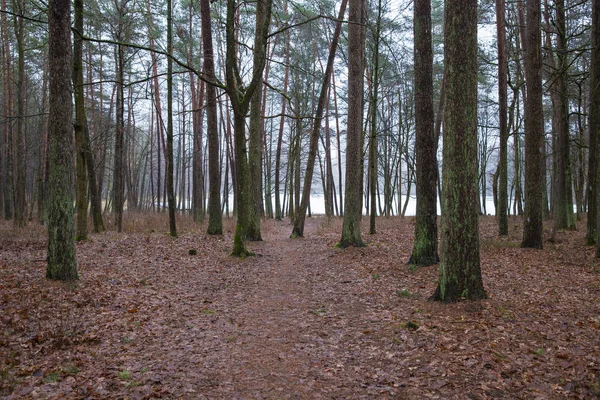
<box><xmin>292</xmin><ymin>0</ymin><xmax>347</xmax><ymax>237</ymax></box>
<box><xmin>12</xmin><ymin>0</ymin><xmax>26</xmax><ymax>227</ymax></box>
<box><xmin>497</xmin><ymin>0</ymin><xmax>509</xmax><ymax>235</ymax></box>
<box><xmin>73</xmin><ymin>0</ymin><xmax>88</xmax><ymax>240</ymax></box>
<box><xmin>166</xmin><ymin>0</ymin><xmax>177</xmax><ymax>236</ymax></box>
<box><xmin>589</xmin><ymin>0</ymin><xmax>600</xmax><ymax>246</ymax></box>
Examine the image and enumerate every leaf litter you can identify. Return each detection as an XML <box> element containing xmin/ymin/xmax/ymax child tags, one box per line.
<box><xmin>1</xmin><ymin>216</ymin><xmax>599</xmax><ymax>399</ymax></box>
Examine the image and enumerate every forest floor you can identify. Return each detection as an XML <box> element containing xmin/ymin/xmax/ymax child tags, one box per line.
<box><xmin>1</xmin><ymin>214</ymin><xmax>600</xmax><ymax>399</ymax></box>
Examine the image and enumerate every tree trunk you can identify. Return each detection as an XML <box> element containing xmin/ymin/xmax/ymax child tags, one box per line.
<box><xmin>166</xmin><ymin>0</ymin><xmax>177</xmax><ymax>236</ymax></box>
<box><xmin>247</xmin><ymin>0</ymin><xmax>269</xmax><ymax>242</ymax></box>
<box><xmin>274</xmin><ymin>7</ymin><xmax>290</xmax><ymax>221</ymax></box>
<box><xmin>46</xmin><ymin>0</ymin><xmax>77</xmax><ymax>280</ymax></box>
<box><xmin>114</xmin><ymin>43</ymin><xmax>125</xmax><ymax>232</ymax></box>
<box><xmin>409</xmin><ymin>0</ymin><xmax>438</xmax><ymax>266</ymax></box>
<box><xmin>201</xmin><ymin>0</ymin><xmax>222</xmax><ymax>235</ymax></box>
<box><xmin>521</xmin><ymin>0</ymin><xmax>544</xmax><ymax>249</ymax></box>
<box><xmin>225</xmin><ymin>0</ymin><xmax>272</xmax><ymax>257</ymax></box>
<box><xmin>368</xmin><ymin>0</ymin><xmax>381</xmax><ymax>235</ymax></box>
<box><xmin>339</xmin><ymin>0</ymin><xmax>365</xmax><ymax>248</ymax></box>
<box><xmin>430</xmin><ymin>0</ymin><xmax>486</xmax><ymax>302</ymax></box>
<box><xmin>549</xmin><ymin>0</ymin><xmax>575</xmax><ymax>230</ymax></box>
<box><xmin>12</xmin><ymin>0</ymin><xmax>26</xmax><ymax>228</ymax></box>
<box><xmin>590</xmin><ymin>0</ymin><xmax>600</xmax><ymax>246</ymax></box>
<box><xmin>497</xmin><ymin>0</ymin><xmax>509</xmax><ymax>235</ymax></box>
<box><xmin>73</xmin><ymin>0</ymin><xmax>88</xmax><ymax>240</ymax></box>
<box><xmin>291</xmin><ymin>0</ymin><xmax>347</xmax><ymax>238</ymax></box>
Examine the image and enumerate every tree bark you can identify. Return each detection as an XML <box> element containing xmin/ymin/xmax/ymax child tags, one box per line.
<box><xmin>430</xmin><ymin>0</ymin><xmax>486</xmax><ymax>302</ymax></box>
<box><xmin>166</xmin><ymin>0</ymin><xmax>177</xmax><ymax>236</ymax></box>
<box><xmin>114</xmin><ymin>42</ymin><xmax>125</xmax><ymax>232</ymax></box>
<box><xmin>409</xmin><ymin>0</ymin><xmax>438</xmax><ymax>265</ymax></box>
<box><xmin>73</xmin><ymin>0</ymin><xmax>88</xmax><ymax>240</ymax></box>
<box><xmin>497</xmin><ymin>0</ymin><xmax>509</xmax><ymax>235</ymax></box>
<box><xmin>521</xmin><ymin>0</ymin><xmax>544</xmax><ymax>249</ymax></box>
<box><xmin>590</xmin><ymin>0</ymin><xmax>600</xmax><ymax>248</ymax></box>
<box><xmin>226</xmin><ymin>0</ymin><xmax>272</xmax><ymax>257</ymax></box>
<box><xmin>12</xmin><ymin>0</ymin><xmax>26</xmax><ymax>228</ymax></box>
<box><xmin>368</xmin><ymin>0</ymin><xmax>381</xmax><ymax>235</ymax></box>
<box><xmin>339</xmin><ymin>0</ymin><xmax>365</xmax><ymax>248</ymax></box>
<box><xmin>46</xmin><ymin>0</ymin><xmax>77</xmax><ymax>280</ymax></box>
<box><xmin>201</xmin><ymin>0</ymin><xmax>222</xmax><ymax>235</ymax></box>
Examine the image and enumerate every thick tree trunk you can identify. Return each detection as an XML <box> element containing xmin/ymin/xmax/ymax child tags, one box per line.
<box><xmin>339</xmin><ymin>0</ymin><xmax>365</xmax><ymax>248</ymax></box>
<box><xmin>409</xmin><ymin>0</ymin><xmax>438</xmax><ymax>266</ymax></box>
<box><xmin>46</xmin><ymin>0</ymin><xmax>77</xmax><ymax>280</ymax></box>
<box><xmin>430</xmin><ymin>0</ymin><xmax>486</xmax><ymax>302</ymax></box>
<box><xmin>521</xmin><ymin>0</ymin><xmax>544</xmax><ymax>249</ymax></box>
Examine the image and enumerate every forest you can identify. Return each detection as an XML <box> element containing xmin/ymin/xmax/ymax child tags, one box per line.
<box><xmin>1</xmin><ymin>0</ymin><xmax>600</xmax><ymax>397</ymax></box>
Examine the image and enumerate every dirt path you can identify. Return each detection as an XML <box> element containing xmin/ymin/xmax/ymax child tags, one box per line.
<box><xmin>2</xmin><ymin>216</ymin><xmax>600</xmax><ymax>399</ymax></box>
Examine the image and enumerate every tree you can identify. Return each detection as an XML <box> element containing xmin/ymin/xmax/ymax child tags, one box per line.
<box><xmin>225</xmin><ymin>0</ymin><xmax>272</xmax><ymax>257</ymax></box>
<box><xmin>496</xmin><ymin>0</ymin><xmax>509</xmax><ymax>236</ymax></box>
<box><xmin>291</xmin><ymin>0</ymin><xmax>347</xmax><ymax>238</ymax></box>
<box><xmin>166</xmin><ymin>0</ymin><xmax>177</xmax><ymax>237</ymax></box>
<box><xmin>408</xmin><ymin>0</ymin><xmax>438</xmax><ymax>265</ymax></box>
<box><xmin>12</xmin><ymin>0</ymin><xmax>26</xmax><ymax>228</ymax></box>
<box><xmin>202</xmin><ymin>0</ymin><xmax>222</xmax><ymax>235</ymax></box>
<box><xmin>521</xmin><ymin>0</ymin><xmax>544</xmax><ymax>249</ymax></box>
<box><xmin>430</xmin><ymin>0</ymin><xmax>486</xmax><ymax>302</ymax></box>
<box><xmin>368</xmin><ymin>0</ymin><xmax>382</xmax><ymax>235</ymax></box>
<box><xmin>339</xmin><ymin>0</ymin><xmax>365</xmax><ymax>248</ymax></box>
<box><xmin>46</xmin><ymin>0</ymin><xmax>77</xmax><ymax>280</ymax></box>
<box><xmin>247</xmin><ymin>0</ymin><xmax>269</xmax><ymax>242</ymax></box>
<box><xmin>73</xmin><ymin>0</ymin><xmax>88</xmax><ymax>240</ymax></box>
<box><xmin>588</xmin><ymin>0</ymin><xmax>599</xmax><ymax>246</ymax></box>
<box><xmin>549</xmin><ymin>0</ymin><xmax>575</xmax><ymax>230</ymax></box>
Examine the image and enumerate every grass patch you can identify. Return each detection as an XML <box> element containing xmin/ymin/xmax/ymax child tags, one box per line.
<box><xmin>43</xmin><ymin>371</ymin><xmax>60</xmax><ymax>383</ymax></box>
<box><xmin>118</xmin><ymin>370</ymin><xmax>131</xmax><ymax>380</ymax></box>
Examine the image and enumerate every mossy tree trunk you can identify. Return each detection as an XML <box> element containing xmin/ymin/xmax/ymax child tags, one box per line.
<box><xmin>430</xmin><ymin>0</ymin><xmax>486</xmax><ymax>302</ymax></box>
<box><xmin>521</xmin><ymin>0</ymin><xmax>544</xmax><ymax>249</ymax></box>
<box><xmin>201</xmin><ymin>0</ymin><xmax>222</xmax><ymax>235</ymax></box>
<box><xmin>408</xmin><ymin>0</ymin><xmax>438</xmax><ymax>266</ymax></box>
<box><xmin>339</xmin><ymin>0</ymin><xmax>365</xmax><ymax>248</ymax></box>
<box><xmin>588</xmin><ymin>0</ymin><xmax>600</xmax><ymax>246</ymax></box>
<box><xmin>47</xmin><ymin>0</ymin><xmax>77</xmax><ymax>281</ymax></box>
<box><xmin>496</xmin><ymin>0</ymin><xmax>509</xmax><ymax>236</ymax></box>
<box><xmin>225</xmin><ymin>0</ymin><xmax>272</xmax><ymax>257</ymax></box>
